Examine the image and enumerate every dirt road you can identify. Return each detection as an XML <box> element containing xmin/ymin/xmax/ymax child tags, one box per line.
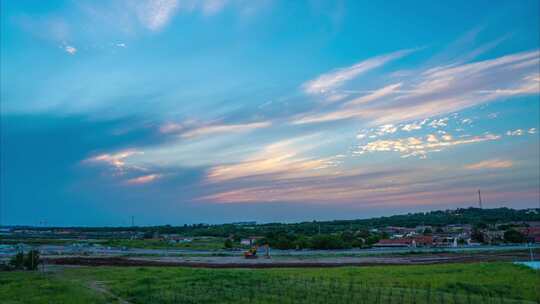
<box><xmin>44</xmin><ymin>249</ymin><xmax>538</xmax><ymax>268</ymax></box>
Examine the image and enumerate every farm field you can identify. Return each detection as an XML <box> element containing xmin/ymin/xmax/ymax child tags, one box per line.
<box><xmin>1</xmin><ymin>262</ymin><xmax>539</xmax><ymax>304</ymax></box>
<box><xmin>0</xmin><ymin>236</ymin><xmax>228</xmax><ymax>251</ymax></box>
<box><xmin>101</xmin><ymin>237</ymin><xmax>226</xmax><ymax>250</ymax></box>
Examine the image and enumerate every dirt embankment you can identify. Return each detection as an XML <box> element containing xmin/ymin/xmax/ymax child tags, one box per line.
<box><xmin>43</xmin><ymin>250</ymin><xmax>537</xmax><ymax>268</ymax></box>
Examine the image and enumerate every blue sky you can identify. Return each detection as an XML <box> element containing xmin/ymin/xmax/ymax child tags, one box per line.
<box><xmin>1</xmin><ymin>0</ymin><xmax>539</xmax><ymax>226</ymax></box>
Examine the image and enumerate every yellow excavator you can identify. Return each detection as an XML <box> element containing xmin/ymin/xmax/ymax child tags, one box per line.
<box><xmin>243</xmin><ymin>245</ymin><xmax>258</xmax><ymax>259</ymax></box>
<box><xmin>243</xmin><ymin>244</ymin><xmax>270</xmax><ymax>259</ymax></box>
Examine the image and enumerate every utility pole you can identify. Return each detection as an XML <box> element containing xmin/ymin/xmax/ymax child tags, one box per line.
<box><xmin>477</xmin><ymin>189</ymin><xmax>483</xmax><ymax>209</ymax></box>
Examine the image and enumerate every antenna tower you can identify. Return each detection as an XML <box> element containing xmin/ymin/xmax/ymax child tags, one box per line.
<box><xmin>477</xmin><ymin>189</ymin><xmax>483</xmax><ymax>209</ymax></box>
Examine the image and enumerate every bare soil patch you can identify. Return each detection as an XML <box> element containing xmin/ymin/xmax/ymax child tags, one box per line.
<box><xmin>44</xmin><ymin>250</ymin><xmax>537</xmax><ymax>268</ymax></box>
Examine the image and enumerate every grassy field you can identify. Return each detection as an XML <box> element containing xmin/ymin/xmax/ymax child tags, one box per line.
<box><xmin>1</xmin><ymin>262</ymin><xmax>539</xmax><ymax>303</ymax></box>
<box><xmin>1</xmin><ymin>236</ymin><xmax>227</xmax><ymax>251</ymax></box>
<box><xmin>102</xmin><ymin>237</ymin><xmax>226</xmax><ymax>250</ymax></box>
<box><xmin>0</xmin><ymin>238</ymin><xmax>92</xmax><ymax>246</ymax></box>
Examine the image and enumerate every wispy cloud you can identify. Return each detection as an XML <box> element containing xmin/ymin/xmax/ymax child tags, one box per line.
<box><xmin>199</xmin><ymin>164</ymin><xmax>535</xmax><ymax>205</ymax></box>
<box><xmin>134</xmin><ymin>0</ymin><xmax>179</xmax><ymax>31</ymax></box>
<box><xmin>301</xmin><ymin>50</ymin><xmax>413</xmax><ymax>97</ymax></box>
<box><xmin>293</xmin><ymin>83</ymin><xmax>403</xmax><ymax>124</ymax></box>
<box><xmin>201</xmin><ymin>168</ymin><xmax>412</xmax><ymax>204</ymax></box>
<box><xmin>294</xmin><ymin>49</ymin><xmax>539</xmax><ymax>126</ymax></box>
<box><xmin>206</xmin><ymin>135</ymin><xmax>341</xmax><ymax>182</ymax></box>
<box><xmin>506</xmin><ymin>129</ymin><xmax>524</xmax><ymax>136</ymax></box>
<box><xmin>401</xmin><ymin>119</ymin><xmax>428</xmax><ymax>132</ymax></box>
<box><xmin>64</xmin><ymin>45</ymin><xmax>77</xmax><ymax>55</ymax></box>
<box><xmin>429</xmin><ymin>118</ymin><xmax>449</xmax><ymax>128</ymax></box>
<box><xmin>505</xmin><ymin>127</ymin><xmax>537</xmax><ymax>136</ymax></box>
<box><xmin>126</xmin><ymin>173</ymin><xmax>161</xmax><ymax>185</ymax></box>
<box><xmin>180</xmin><ymin>121</ymin><xmax>271</xmax><ymax>138</ymax></box>
<box><xmin>465</xmin><ymin>159</ymin><xmax>513</xmax><ymax>170</ymax></box>
<box><xmin>355</xmin><ymin>133</ymin><xmax>501</xmax><ymax>158</ymax></box>
<box><xmin>351</xmin><ymin>115</ymin><xmax>464</xmax><ymax>144</ymax></box>
<box><xmin>84</xmin><ymin>150</ymin><xmax>142</xmax><ymax>173</ymax></box>
<box><xmin>159</xmin><ymin>122</ymin><xmax>185</xmax><ymax>134</ymax></box>
<box><xmin>76</xmin><ymin>0</ymin><xmax>237</xmax><ymax>36</ymax></box>
<box><xmin>343</xmin><ymin>83</ymin><xmax>403</xmax><ymax>106</ymax></box>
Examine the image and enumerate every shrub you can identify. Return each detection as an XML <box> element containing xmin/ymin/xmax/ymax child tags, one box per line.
<box><xmin>311</xmin><ymin>234</ymin><xmax>348</xmax><ymax>249</ymax></box>
<box><xmin>504</xmin><ymin>229</ymin><xmax>525</xmax><ymax>243</ymax></box>
<box><xmin>24</xmin><ymin>250</ymin><xmax>41</xmax><ymax>270</ymax></box>
<box><xmin>9</xmin><ymin>252</ymin><xmax>25</xmax><ymax>269</ymax></box>
<box><xmin>9</xmin><ymin>250</ymin><xmax>41</xmax><ymax>271</ymax></box>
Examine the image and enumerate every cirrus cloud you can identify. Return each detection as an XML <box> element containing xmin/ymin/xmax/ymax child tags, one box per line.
<box><xmin>301</xmin><ymin>49</ymin><xmax>413</xmax><ymax>97</ymax></box>
<box><xmin>464</xmin><ymin>159</ymin><xmax>513</xmax><ymax>170</ymax></box>
<box><xmin>355</xmin><ymin>133</ymin><xmax>501</xmax><ymax>159</ymax></box>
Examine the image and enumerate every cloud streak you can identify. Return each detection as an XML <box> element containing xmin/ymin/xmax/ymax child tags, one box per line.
<box><xmin>135</xmin><ymin>0</ymin><xmax>179</xmax><ymax>31</ymax></box>
<box><xmin>295</xmin><ymin>49</ymin><xmax>539</xmax><ymax>126</ymax></box>
<box><xmin>64</xmin><ymin>45</ymin><xmax>77</xmax><ymax>55</ymax></box>
<box><xmin>355</xmin><ymin>133</ymin><xmax>501</xmax><ymax>159</ymax></box>
<box><xmin>293</xmin><ymin>83</ymin><xmax>404</xmax><ymax>124</ymax></box>
<box><xmin>126</xmin><ymin>173</ymin><xmax>161</xmax><ymax>185</ymax></box>
<box><xmin>206</xmin><ymin>135</ymin><xmax>342</xmax><ymax>183</ymax></box>
<box><xmin>84</xmin><ymin>150</ymin><xmax>142</xmax><ymax>173</ymax></box>
<box><xmin>465</xmin><ymin>159</ymin><xmax>513</xmax><ymax>170</ymax></box>
<box><xmin>301</xmin><ymin>50</ymin><xmax>413</xmax><ymax>97</ymax></box>
<box><xmin>180</xmin><ymin>121</ymin><xmax>272</xmax><ymax>138</ymax></box>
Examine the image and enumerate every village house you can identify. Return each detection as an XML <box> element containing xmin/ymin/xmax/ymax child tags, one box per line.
<box><xmin>519</xmin><ymin>227</ymin><xmax>540</xmax><ymax>243</ymax></box>
<box><xmin>240</xmin><ymin>236</ymin><xmax>264</xmax><ymax>247</ymax></box>
<box><xmin>384</xmin><ymin>226</ymin><xmax>417</xmax><ymax>237</ymax></box>
<box><xmin>374</xmin><ymin>235</ymin><xmax>433</xmax><ymax>248</ymax></box>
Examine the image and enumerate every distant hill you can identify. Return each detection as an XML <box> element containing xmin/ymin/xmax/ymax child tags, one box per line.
<box><xmin>316</xmin><ymin>207</ymin><xmax>540</xmax><ymax>230</ymax></box>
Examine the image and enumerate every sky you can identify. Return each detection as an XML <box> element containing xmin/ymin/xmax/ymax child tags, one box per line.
<box><xmin>1</xmin><ymin>0</ymin><xmax>539</xmax><ymax>226</ymax></box>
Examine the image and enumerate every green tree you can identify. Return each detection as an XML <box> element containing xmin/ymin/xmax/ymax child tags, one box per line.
<box><xmin>471</xmin><ymin>229</ymin><xmax>485</xmax><ymax>243</ymax></box>
<box><xmin>504</xmin><ymin>230</ymin><xmax>525</xmax><ymax>243</ymax></box>
<box><xmin>311</xmin><ymin>234</ymin><xmax>348</xmax><ymax>249</ymax></box>
<box><xmin>224</xmin><ymin>238</ymin><xmax>233</xmax><ymax>249</ymax></box>
<box><xmin>9</xmin><ymin>252</ymin><xmax>25</xmax><ymax>269</ymax></box>
<box><xmin>24</xmin><ymin>250</ymin><xmax>40</xmax><ymax>270</ymax></box>
<box><xmin>365</xmin><ymin>235</ymin><xmax>381</xmax><ymax>246</ymax></box>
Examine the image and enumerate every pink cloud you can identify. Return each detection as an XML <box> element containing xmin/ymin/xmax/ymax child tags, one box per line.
<box><xmin>464</xmin><ymin>159</ymin><xmax>513</xmax><ymax>170</ymax></box>
<box><xmin>126</xmin><ymin>174</ymin><xmax>161</xmax><ymax>185</ymax></box>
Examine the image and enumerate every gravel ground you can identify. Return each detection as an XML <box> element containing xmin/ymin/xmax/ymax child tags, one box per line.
<box><xmin>43</xmin><ymin>249</ymin><xmax>539</xmax><ymax>268</ymax></box>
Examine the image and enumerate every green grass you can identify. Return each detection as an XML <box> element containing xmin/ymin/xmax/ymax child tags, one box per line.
<box><xmin>1</xmin><ymin>236</ymin><xmax>227</xmax><ymax>251</ymax></box>
<box><xmin>0</xmin><ymin>238</ymin><xmax>90</xmax><ymax>246</ymax></box>
<box><xmin>0</xmin><ymin>271</ymin><xmax>111</xmax><ymax>304</ymax></box>
<box><xmin>1</xmin><ymin>262</ymin><xmax>539</xmax><ymax>303</ymax></box>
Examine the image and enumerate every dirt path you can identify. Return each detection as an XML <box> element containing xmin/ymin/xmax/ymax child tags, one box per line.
<box><xmin>45</xmin><ymin>249</ymin><xmax>538</xmax><ymax>268</ymax></box>
<box><xmin>88</xmin><ymin>281</ymin><xmax>132</xmax><ymax>304</ymax></box>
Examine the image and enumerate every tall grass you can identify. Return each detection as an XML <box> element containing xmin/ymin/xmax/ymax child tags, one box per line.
<box><xmin>119</xmin><ymin>274</ymin><xmax>538</xmax><ymax>304</ymax></box>
<box><xmin>1</xmin><ymin>262</ymin><xmax>539</xmax><ymax>304</ymax></box>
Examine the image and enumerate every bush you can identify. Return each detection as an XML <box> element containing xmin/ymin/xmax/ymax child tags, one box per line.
<box><xmin>24</xmin><ymin>250</ymin><xmax>40</xmax><ymax>270</ymax></box>
<box><xmin>311</xmin><ymin>234</ymin><xmax>348</xmax><ymax>249</ymax></box>
<box><xmin>504</xmin><ymin>229</ymin><xmax>525</xmax><ymax>243</ymax></box>
<box><xmin>9</xmin><ymin>252</ymin><xmax>25</xmax><ymax>269</ymax></box>
<box><xmin>8</xmin><ymin>250</ymin><xmax>40</xmax><ymax>270</ymax></box>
